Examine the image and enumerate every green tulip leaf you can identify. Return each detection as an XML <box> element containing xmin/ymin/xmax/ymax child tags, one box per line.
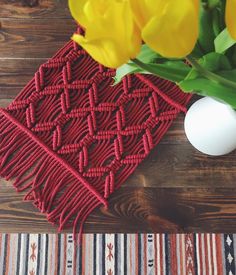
<box><xmin>184</xmin><ymin>52</ymin><xmax>232</xmax><ymax>83</ymax></box>
<box><xmin>217</xmin><ymin>69</ymin><xmax>236</xmax><ymax>81</ymax></box>
<box><xmin>136</xmin><ymin>44</ymin><xmax>162</xmax><ymax>63</ymax></box>
<box><xmin>214</xmin><ymin>28</ymin><xmax>236</xmax><ymax>53</ymax></box>
<box><xmin>198</xmin><ymin>6</ymin><xmax>215</xmax><ymax>53</ymax></box>
<box><xmin>131</xmin><ymin>59</ymin><xmax>191</xmax><ymax>83</ymax></box>
<box><xmin>114</xmin><ymin>45</ymin><xmax>169</xmax><ymax>85</ymax></box>
<box><xmin>212</xmin><ymin>7</ymin><xmax>222</xmax><ymax>36</ymax></box>
<box><xmin>113</xmin><ymin>63</ymin><xmax>147</xmax><ymax>85</ymax></box>
<box><xmin>114</xmin><ymin>59</ymin><xmax>191</xmax><ymax>85</ymax></box>
<box><xmin>179</xmin><ymin>77</ymin><xmax>236</xmax><ymax>109</ymax></box>
<box><xmin>199</xmin><ymin>52</ymin><xmax>232</xmax><ymax>71</ymax></box>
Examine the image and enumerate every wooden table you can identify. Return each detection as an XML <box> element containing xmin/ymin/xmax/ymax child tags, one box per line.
<box><xmin>1</xmin><ymin>0</ymin><xmax>236</xmax><ymax>234</ymax></box>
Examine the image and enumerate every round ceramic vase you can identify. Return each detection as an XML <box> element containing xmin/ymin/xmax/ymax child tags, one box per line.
<box><xmin>184</xmin><ymin>97</ymin><xmax>236</xmax><ymax>156</ymax></box>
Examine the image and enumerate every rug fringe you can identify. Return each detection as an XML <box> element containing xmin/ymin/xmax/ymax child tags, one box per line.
<box><xmin>0</xmin><ymin>110</ymin><xmax>107</xmax><ymax>243</ymax></box>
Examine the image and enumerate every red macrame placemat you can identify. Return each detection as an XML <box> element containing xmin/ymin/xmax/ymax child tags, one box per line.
<box><xmin>0</xmin><ymin>39</ymin><xmax>191</xmax><ymax>241</ymax></box>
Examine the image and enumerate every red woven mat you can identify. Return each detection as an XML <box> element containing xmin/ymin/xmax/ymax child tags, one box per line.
<box><xmin>0</xmin><ymin>40</ymin><xmax>191</xmax><ymax>241</ymax></box>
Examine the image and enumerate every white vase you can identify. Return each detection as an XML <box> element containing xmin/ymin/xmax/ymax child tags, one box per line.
<box><xmin>184</xmin><ymin>97</ymin><xmax>236</xmax><ymax>156</ymax></box>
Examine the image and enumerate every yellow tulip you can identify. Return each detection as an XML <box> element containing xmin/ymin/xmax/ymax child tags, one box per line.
<box><xmin>69</xmin><ymin>0</ymin><xmax>141</xmax><ymax>68</ymax></box>
<box><xmin>226</xmin><ymin>0</ymin><xmax>236</xmax><ymax>40</ymax></box>
<box><xmin>129</xmin><ymin>0</ymin><xmax>200</xmax><ymax>58</ymax></box>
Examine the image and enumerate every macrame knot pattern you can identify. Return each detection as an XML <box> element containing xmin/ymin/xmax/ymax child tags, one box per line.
<box><xmin>0</xmin><ymin>40</ymin><xmax>191</xmax><ymax>243</ymax></box>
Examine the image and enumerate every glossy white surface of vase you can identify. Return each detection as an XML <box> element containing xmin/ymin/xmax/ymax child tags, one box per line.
<box><xmin>184</xmin><ymin>97</ymin><xmax>236</xmax><ymax>156</ymax></box>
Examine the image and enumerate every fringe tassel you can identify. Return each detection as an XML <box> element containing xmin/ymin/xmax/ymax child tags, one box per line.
<box><xmin>0</xmin><ymin>110</ymin><xmax>107</xmax><ymax>243</ymax></box>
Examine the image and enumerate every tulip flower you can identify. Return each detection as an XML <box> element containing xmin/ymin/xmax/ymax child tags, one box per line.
<box><xmin>69</xmin><ymin>0</ymin><xmax>141</xmax><ymax>68</ymax></box>
<box><xmin>129</xmin><ymin>0</ymin><xmax>200</xmax><ymax>58</ymax></box>
<box><xmin>226</xmin><ymin>0</ymin><xmax>236</xmax><ymax>40</ymax></box>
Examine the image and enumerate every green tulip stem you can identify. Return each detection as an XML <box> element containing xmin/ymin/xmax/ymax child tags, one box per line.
<box><xmin>207</xmin><ymin>0</ymin><xmax>220</xmax><ymax>9</ymax></box>
<box><xmin>131</xmin><ymin>58</ymin><xmax>185</xmax><ymax>83</ymax></box>
<box><xmin>186</xmin><ymin>56</ymin><xmax>236</xmax><ymax>89</ymax></box>
<box><xmin>133</xmin><ymin>56</ymin><xmax>236</xmax><ymax>90</ymax></box>
<box><xmin>132</xmin><ymin>58</ymin><xmax>161</xmax><ymax>75</ymax></box>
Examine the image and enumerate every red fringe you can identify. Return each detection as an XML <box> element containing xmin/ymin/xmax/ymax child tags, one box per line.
<box><xmin>0</xmin><ymin>109</ymin><xmax>107</xmax><ymax>244</ymax></box>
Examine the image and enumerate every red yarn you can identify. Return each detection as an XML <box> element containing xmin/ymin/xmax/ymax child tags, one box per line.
<box><xmin>0</xmin><ymin>39</ymin><xmax>191</xmax><ymax>243</ymax></box>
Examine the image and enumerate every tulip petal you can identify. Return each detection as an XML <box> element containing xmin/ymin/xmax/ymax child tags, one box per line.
<box><xmin>129</xmin><ymin>0</ymin><xmax>162</xmax><ymax>28</ymax></box>
<box><xmin>69</xmin><ymin>0</ymin><xmax>90</xmax><ymax>27</ymax></box>
<box><xmin>130</xmin><ymin>0</ymin><xmax>199</xmax><ymax>58</ymax></box>
<box><xmin>73</xmin><ymin>34</ymin><xmax>133</xmax><ymax>68</ymax></box>
<box><xmin>70</xmin><ymin>0</ymin><xmax>141</xmax><ymax>68</ymax></box>
<box><xmin>226</xmin><ymin>0</ymin><xmax>236</xmax><ymax>40</ymax></box>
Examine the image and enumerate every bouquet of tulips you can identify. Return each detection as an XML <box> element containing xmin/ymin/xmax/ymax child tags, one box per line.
<box><xmin>69</xmin><ymin>0</ymin><xmax>236</xmax><ymax>109</ymax></box>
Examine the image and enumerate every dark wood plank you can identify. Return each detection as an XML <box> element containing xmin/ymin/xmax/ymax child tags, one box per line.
<box><xmin>0</xmin><ymin>19</ymin><xmax>75</xmax><ymax>58</ymax></box>
<box><xmin>0</xmin><ymin>59</ymin><xmax>46</xmax><ymax>99</ymax></box>
<box><xmin>0</xmin><ymin>99</ymin><xmax>12</xmax><ymax>107</ymax></box>
<box><xmin>0</xmin><ymin>58</ymin><xmax>46</xmax><ymax>75</ymax></box>
<box><xmin>0</xmin><ymin>0</ymin><xmax>71</xmax><ymax>19</ymax></box>
<box><xmin>0</xmin><ymin>180</ymin><xmax>236</xmax><ymax>233</ymax></box>
<box><xmin>0</xmin><ymin>59</ymin><xmax>46</xmax><ymax>94</ymax></box>
<box><xmin>0</xmin><ymin>88</ymin><xmax>24</xmax><ymax>99</ymax></box>
<box><xmin>126</xmin><ymin>143</ymin><xmax>236</xmax><ymax>187</ymax></box>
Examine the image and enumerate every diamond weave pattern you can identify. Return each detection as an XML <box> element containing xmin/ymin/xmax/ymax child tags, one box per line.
<box><xmin>6</xmin><ymin>40</ymin><xmax>190</xmax><ymax>199</ymax></box>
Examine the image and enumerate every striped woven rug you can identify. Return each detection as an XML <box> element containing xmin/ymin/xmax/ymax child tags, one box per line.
<box><xmin>0</xmin><ymin>233</ymin><xmax>235</xmax><ymax>275</ymax></box>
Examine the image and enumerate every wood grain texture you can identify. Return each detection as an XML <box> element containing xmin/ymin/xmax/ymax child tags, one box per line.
<box><xmin>0</xmin><ymin>0</ymin><xmax>70</xmax><ymax>19</ymax></box>
<box><xmin>1</xmin><ymin>179</ymin><xmax>236</xmax><ymax>233</ymax></box>
<box><xmin>0</xmin><ymin>19</ymin><xmax>75</xmax><ymax>58</ymax></box>
<box><xmin>1</xmin><ymin>1</ymin><xmax>236</xmax><ymax>233</ymax></box>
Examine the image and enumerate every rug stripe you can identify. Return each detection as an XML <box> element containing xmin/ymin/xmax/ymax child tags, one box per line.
<box><xmin>106</xmin><ymin>234</ymin><xmax>115</xmax><ymax>274</ymax></box>
<box><xmin>0</xmin><ymin>234</ymin><xmax>5</xmax><ymax>275</ymax></box>
<box><xmin>204</xmin><ymin>234</ymin><xmax>210</xmax><ymax>274</ymax></box>
<box><xmin>135</xmin><ymin>234</ymin><xmax>139</xmax><ymax>275</ymax></box>
<box><xmin>114</xmin><ymin>233</ymin><xmax>118</xmax><ymax>275</ymax></box>
<box><xmin>119</xmin><ymin>234</ymin><xmax>123</xmax><ymax>275</ymax></box>
<box><xmin>37</xmin><ymin>234</ymin><xmax>41</xmax><ymax>274</ymax></box>
<box><xmin>76</xmin><ymin>234</ymin><xmax>82</xmax><ymax>275</ymax></box>
<box><xmin>102</xmin><ymin>234</ymin><xmax>105</xmax><ymax>275</ymax></box>
<box><xmin>221</xmin><ymin>234</ymin><xmax>227</xmax><ymax>275</ymax></box>
<box><xmin>233</xmin><ymin>234</ymin><xmax>236</xmax><ymax>273</ymax></box>
<box><xmin>127</xmin><ymin>234</ymin><xmax>131</xmax><ymax>274</ymax></box>
<box><xmin>2</xmin><ymin>234</ymin><xmax>8</xmax><ymax>275</ymax></box>
<box><xmin>88</xmin><ymin>234</ymin><xmax>93</xmax><ymax>274</ymax></box>
<box><xmin>19</xmin><ymin>234</ymin><xmax>27</xmax><ymax>275</ymax></box>
<box><xmin>201</xmin><ymin>233</ymin><xmax>207</xmax><ymax>275</ymax></box>
<box><xmin>176</xmin><ymin>234</ymin><xmax>180</xmax><ymax>274</ymax></box>
<box><xmin>44</xmin><ymin>234</ymin><xmax>49</xmax><ymax>275</ymax></box>
<box><xmin>6</xmin><ymin>234</ymin><xmax>11</xmax><ymax>275</ymax></box>
<box><xmin>93</xmin><ymin>234</ymin><xmax>97</xmax><ymax>275</ymax></box>
<box><xmin>39</xmin><ymin>234</ymin><xmax>45</xmax><ymax>275</ymax></box>
<box><xmin>181</xmin><ymin>234</ymin><xmax>186</xmax><ymax>274</ymax></box>
<box><xmin>9</xmin><ymin>234</ymin><xmax>17</xmax><ymax>275</ymax></box>
<box><xmin>193</xmin><ymin>234</ymin><xmax>198</xmax><ymax>275</ymax></box>
<box><xmin>27</xmin><ymin>234</ymin><xmax>38</xmax><ymax>275</ymax></box>
<box><xmin>56</xmin><ymin>234</ymin><xmax>61</xmax><ymax>275</ymax></box>
<box><xmin>209</xmin><ymin>234</ymin><xmax>214</xmax><ymax>274</ymax></box>
<box><xmin>170</xmin><ymin>234</ymin><xmax>177</xmax><ymax>274</ymax></box>
<box><xmin>0</xmin><ymin>233</ymin><xmax>235</xmax><ymax>274</ymax></box>
<box><xmin>54</xmin><ymin>234</ymin><xmax>58</xmax><ymax>275</ymax></box>
<box><xmin>0</xmin><ymin>234</ymin><xmax>2</xmax><ymax>273</ymax></box>
<box><xmin>216</xmin><ymin>234</ymin><xmax>224</xmax><ymax>275</ymax></box>
<box><xmin>224</xmin><ymin>234</ymin><xmax>235</xmax><ymax>275</ymax></box>
<box><xmin>212</xmin><ymin>234</ymin><xmax>217</xmax><ymax>275</ymax></box>
<box><xmin>143</xmin><ymin>234</ymin><xmax>147</xmax><ymax>274</ymax></box>
<box><xmin>158</xmin><ymin>233</ymin><xmax>162</xmax><ymax>275</ymax></box>
<box><xmin>124</xmin><ymin>234</ymin><xmax>127</xmax><ymax>275</ymax></box>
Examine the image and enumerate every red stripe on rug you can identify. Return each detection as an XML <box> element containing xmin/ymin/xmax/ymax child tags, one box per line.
<box><xmin>216</xmin><ymin>234</ymin><xmax>224</xmax><ymax>274</ymax></box>
<box><xmin>170</xmin><ymin>235</ymin><xmax>177</xmax><ymax>274</ymax></box>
